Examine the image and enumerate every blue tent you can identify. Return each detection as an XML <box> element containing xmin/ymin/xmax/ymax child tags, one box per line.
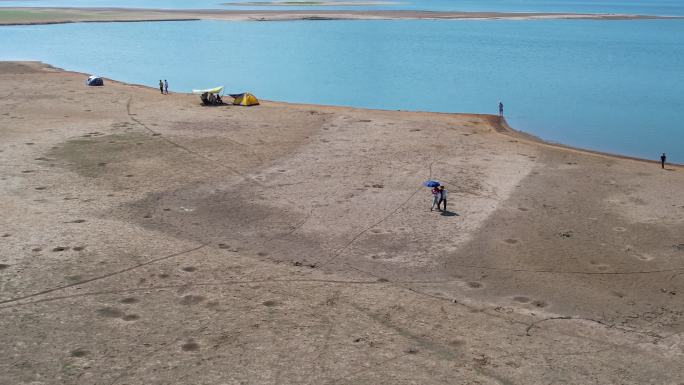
<box><xmin>86</xmin><ymin>76</ymin><xmax>104</xmax><ymax>86</ymax></box>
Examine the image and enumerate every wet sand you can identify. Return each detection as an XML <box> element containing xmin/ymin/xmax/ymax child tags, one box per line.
<box><xmin>0</xmin><ymin>61</ymin><xmax>682</xmax><ymax>384</ymax></box>
<box><xmin>0</xmin><ymin>7</ymin><xmax>680</xmax><ymax>25</ymax></box>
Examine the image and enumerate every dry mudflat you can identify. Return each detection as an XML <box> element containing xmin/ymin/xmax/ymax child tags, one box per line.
<box><xmin>0</xmin><ymin>61</ymin><xmax>683</xmax><ymax>384</ymax></box>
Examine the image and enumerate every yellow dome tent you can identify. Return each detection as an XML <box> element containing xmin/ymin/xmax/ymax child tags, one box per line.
<box><xmin>231</xmin><ymin>93</ymin><xmax>259</xmax><ymax>106</ymax></box>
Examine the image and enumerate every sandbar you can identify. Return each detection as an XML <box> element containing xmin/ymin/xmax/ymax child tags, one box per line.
<box><xmin>0</xmin><ymin>7</ymin><xmax>680</xmax><ymax>25</ymax></box>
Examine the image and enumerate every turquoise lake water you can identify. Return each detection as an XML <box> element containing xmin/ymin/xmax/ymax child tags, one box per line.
<box><xmin>2</xmin><ymin>0</ymin><xmax>684</xmax><ymax>15</ymax></box>
<box><xmin>1</xmin><ymin>19</ymin><xmax>683</xmax><ymax>162</ymax></box>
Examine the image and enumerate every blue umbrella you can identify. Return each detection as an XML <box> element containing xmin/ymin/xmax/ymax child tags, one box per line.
<box><xmin>423</xmin><ymin>180</ymin><xmax>440</xmax><ymax>188</ymax></box>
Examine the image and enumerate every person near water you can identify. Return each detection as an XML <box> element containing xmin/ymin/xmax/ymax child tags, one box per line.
<box><xmin>661</xmin><ymin>153</ymin><xmax>667</xmax><ymax>169</ymax></box>
<box><xmin>431</xmin><ymin>186</ymin><xmax>440</xmax><ymax>211</ymax></box>
<box><xmin>438</xmin><ymin>185</ymin><xmax>448</xmax><ymax>211</ymax></box>
<box><xmin>159</xmin><ymin>80</ymin><xmax>164</xmax><ymax>94</ymax></box>
<box><xmin>498</xmin><ymin>102</ymin><xmax>504</xmax><ymax>117</ymax></box>
<box><xmin>164</xmin><ymin>79</ymin><xmax>169</xmax><ymax>95</ymax></box>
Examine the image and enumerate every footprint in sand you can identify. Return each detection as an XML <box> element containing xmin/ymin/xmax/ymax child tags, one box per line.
<box><xmin>182</xmin><ymin>266</ymin><xmax>196</xmax><ymax>272</ymax></box>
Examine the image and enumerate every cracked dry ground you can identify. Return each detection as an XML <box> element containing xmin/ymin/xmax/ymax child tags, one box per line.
<box><xmin>1</xmin><ymin>62</ymin><xmax>683</xmax><ymax>384</ymax></box>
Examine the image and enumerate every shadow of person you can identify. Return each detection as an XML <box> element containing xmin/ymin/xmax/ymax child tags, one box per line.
<box><xmin>440</xmin><ymin>210</ymin><xmax>459</xmax><ymax>217</ymax></box>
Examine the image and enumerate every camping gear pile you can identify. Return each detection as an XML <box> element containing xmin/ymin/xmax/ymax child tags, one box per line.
<box><xmin>192</xmin><ymin>85</ymin><xmax>260</xmax><ymax>107</ymax></box>
<box><xmin>192</xmin><ymin>86</ymin><xmax>225</xmax><ymax>105</ymax></box>
<box><xmin>86</xmin><ymin>76</ymin><xmax>103</xmax><ymax>86</ymax></box>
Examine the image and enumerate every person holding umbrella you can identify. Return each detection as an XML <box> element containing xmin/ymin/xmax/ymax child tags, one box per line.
<box><xmin>424</xmin><ymin>180</ymin><xmax>441</xmax><ymax>211</ymax></box>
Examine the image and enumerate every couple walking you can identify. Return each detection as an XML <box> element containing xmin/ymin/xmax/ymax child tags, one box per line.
<box><xmin>159</xmin><ymin>79</ymin><xmax>169</xmax><ymax>95</ymax></box>
<box><xmin>431</xmin><ymin>185</ymin><xmax>448</xmax><ymax>212</ymax></box>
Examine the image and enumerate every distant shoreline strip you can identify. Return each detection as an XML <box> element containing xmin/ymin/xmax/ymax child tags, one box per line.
<box><xmin>1</xmin><ymin>7</ymin><xmax>682</xmax><ymax>26</ymax></box>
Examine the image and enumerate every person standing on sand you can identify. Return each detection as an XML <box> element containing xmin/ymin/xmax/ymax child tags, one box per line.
<box><xmin>164</xmin><ymin>79</ymin><xmax>169</xmax><ymax>95</ymax></box>
<box><xmin>438</xmin><ymin>185</ymin><xmax>448</xmax><ymax>211</ymax></box>
<box><xmin>159</xmin><ymin>80</ymin><xmax>164</xmax><ymax>94</ymax></box>
<box><xmin>499</xmin><ymin>102</ymin><xmax>504</xmax><ymax>117</ymax></box>
<box><xmin>661</xmin><ymin>153</ymin><xmax>667</xmax><ymax>169</ymax></box>
<box><xmin>431</xmin><ymin>186</ymin><xmax>441</xmax><ymax>211</ymax></box>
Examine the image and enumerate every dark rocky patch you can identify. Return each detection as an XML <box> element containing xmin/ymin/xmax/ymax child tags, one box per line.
<box><xmin>532</xmin><ymin>300</ymin><xmax>547</xmax><ymax>308</ymax></box>
<box><xmin>97</xmin><ymin>307</ymin><xmax>124</xmax><ymax>318</ymax></box>
<box><xmin>180</xmin><ymin>295</ymin><xmax>205</xmax><ymax>305</ymax></box>
<box><xmin>122</xmin><ymin>314</ymin><xmax>140</xmax><ymax>321</ymax></box>
<box><xmin>70</xmin><ymin>348</ymin><xmax>88</xmax><ymax>357</ymax></box>
<box><xmin>181</xmin><ymin>340</ymin><xmax>200</xmax><ymax>352</ymax></box>
<box><xmin>262</xmin><ymin>300</ymin><xmax>279</xmax><ymax>307</ymax></box>
<box><xmin>182</xmin><ymin>266</ymin><xmax>196</xmax><ymax>272</ymax></box>
<box><xmin>52</xmin><ymin>246</ymin><xmax>69</xmax><ymax>252</ymax></box>
<box><xmin>120</xmin><ymin>297</ymin><xmax>139</xmax><ymax>304</ymax></box>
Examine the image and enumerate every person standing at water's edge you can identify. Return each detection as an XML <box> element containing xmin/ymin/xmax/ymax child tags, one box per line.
<box><xmin>159</xmin><ymin>80</ymin><xmax>164</xmax><ymax>94</ymax></box>
<box><xmin>661</xmin><ymin>153</ymin><xmax>666</xmax><ymax>169</ymax></box>
<box><xmin>498</xmin><ymin>102</ymin><xmax>504</xmax><ymax>117</ymax></box>
<box><xmin>164</xmin><ymin>79</ymin><xmax>169</xmax><ymax>95</ymax></box>
<box><xmin>438</xmin><ymin>185</ymin><xmax>448</xmax><ymax>211</ymax></box>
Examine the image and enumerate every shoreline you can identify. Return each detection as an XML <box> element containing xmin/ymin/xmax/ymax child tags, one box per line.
<box><xmin>1</xmin><ymin>7</ymin><xmax>682</xmax><ymax>26</ymax></box>
<box><xmin>38</xmin><ymin>60</ymin><xmax>682</xmax><ymax>168</ymax></box>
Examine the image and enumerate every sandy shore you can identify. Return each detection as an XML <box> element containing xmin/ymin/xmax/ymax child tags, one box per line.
<box><xmin>0</xmin><ymin>7</ymin><xmax>680</xmax><ymax>25</ymax></box>
<box><xmin>1</xmin><ymin>61</ymin><xmax>683</xmax><ymax>384</ymax></box>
